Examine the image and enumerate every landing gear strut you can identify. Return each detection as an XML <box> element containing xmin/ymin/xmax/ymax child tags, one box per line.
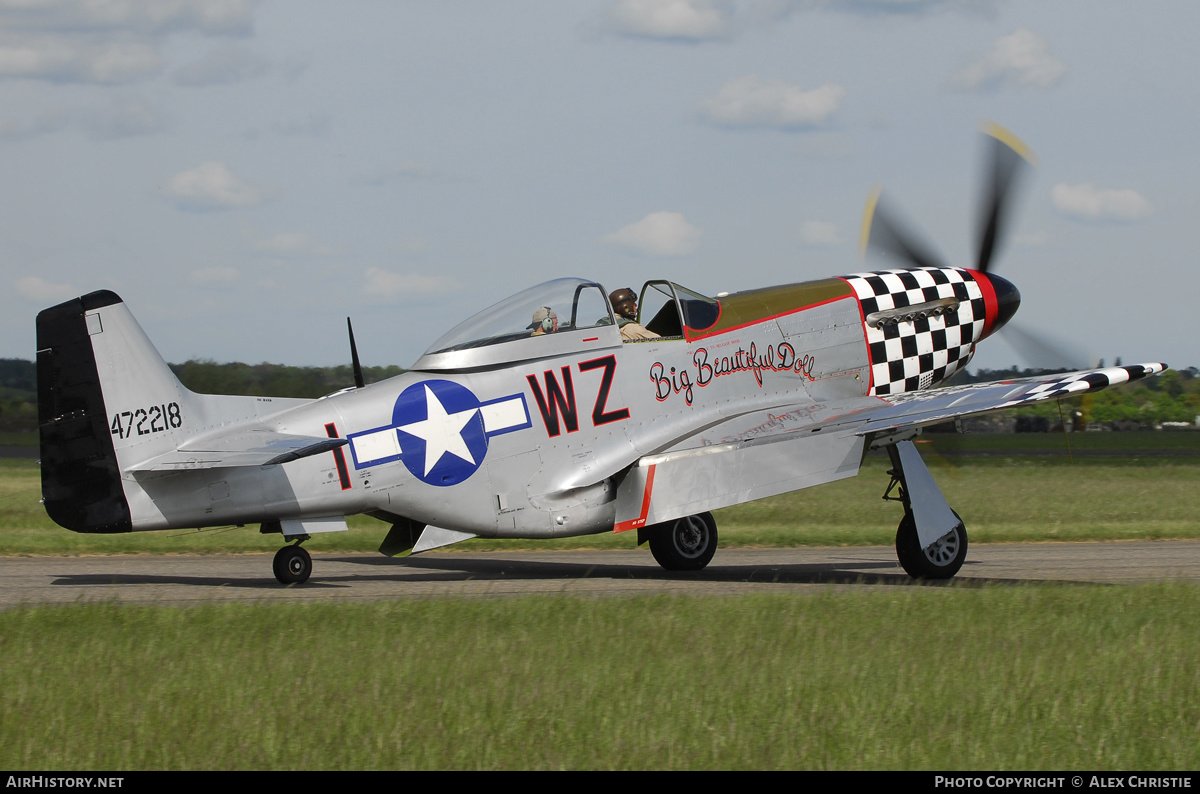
<box><xmin>273</xmin><ymin>543</ymin><xmax>312</xmax><ymax>585</ymax></box>
<box><xmin>884</xmin><ymin>440</ymin><xmax>968</xmax><ymax>580</ymax></box>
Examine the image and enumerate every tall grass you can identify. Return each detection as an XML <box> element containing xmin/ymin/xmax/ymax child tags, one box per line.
<box><xmin>2</xmin><ymin>585</ymin><xmax>1198</xmax><ymax>770</ymax></box>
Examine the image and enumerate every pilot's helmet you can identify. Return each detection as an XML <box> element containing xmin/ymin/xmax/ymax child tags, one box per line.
<box><xmin>609</xmin><ymin>287</ymin><xmax>637</xmax><ymax>316</ymax></box>
<box><xmin>529</xmin><ymin>306</ymin><xmax>557</xmax><ymax>330</ymax></box>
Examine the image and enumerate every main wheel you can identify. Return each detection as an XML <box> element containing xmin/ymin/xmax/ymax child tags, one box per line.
<box><xmin>273</xmin><ymin>544</ymin><xmax>312</xmax><ymax>585</ymax></box>
<box><xmin>895</xmin><ymin>511</ymin><xmax>967</xmax><ymax>580</ymax></box>
<box><xmin>648</xmin><ymin>512</ymin><xmax>718</xmax><ymax>571</ymax></box>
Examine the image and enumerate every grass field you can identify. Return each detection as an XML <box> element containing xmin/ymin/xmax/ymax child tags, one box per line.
<box><xmin>3</xmin><ymin>433</ymin><xmax>1198</xmax><ymax>770</ymax></box>
<box><xmin>2</xmin><ymin>586</ymin><xmax>1198</xmax><ymax>770</ymax></box>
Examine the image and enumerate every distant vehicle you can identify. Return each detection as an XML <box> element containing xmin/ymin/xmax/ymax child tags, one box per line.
<box><xmin>35</xmin><ymin>125</ymin><xmax>1166</xmax><ymax>583</ymax></box>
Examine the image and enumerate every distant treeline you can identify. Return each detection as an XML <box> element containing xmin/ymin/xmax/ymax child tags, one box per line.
<box><xmin>168</xmin><ymin>360</ymin><xmax>406</xmax><ymax>399</ymax></box>
<box><xmin>0</xmin><ymin>358</ymin><xmax>405</xmax><ymax>432</ymax></box>
<box><xmin>3</xmin><ymin>358</ymin><xmax>1197</xmax><ymax>434</ymax></box>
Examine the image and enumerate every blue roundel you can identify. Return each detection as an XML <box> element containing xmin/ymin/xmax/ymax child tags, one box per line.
<box><xmin>391</xmin><ymin>380</ymin><xmax>488</xmax><ymax>486</ymax></box>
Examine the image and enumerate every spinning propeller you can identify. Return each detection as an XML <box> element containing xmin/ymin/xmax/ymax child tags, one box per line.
<box><xmin>860</xmin><ymin>121</ymin><xmax>1034</xmax><ymax>276</ymax></box>
<box><xmin>858</xmin><ymin>122</ymin><xmax>1066</xmax><ymax>360</ymax></box>
<box><xmin>975</xmin><ymin>122</ymin><xmax>1037</xmax><ymax>275</ymax></box>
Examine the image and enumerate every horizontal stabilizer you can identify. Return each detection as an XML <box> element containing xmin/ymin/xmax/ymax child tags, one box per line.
<box><xmin>128</xmin><ymin>429</ymin><xmax>348</xmax><ymax>472</ymax></box>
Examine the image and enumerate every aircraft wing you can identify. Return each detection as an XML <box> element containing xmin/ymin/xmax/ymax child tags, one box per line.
<box><xmin>854</xmin><ymin>362</ymin><xmax>1168</xmax><ymax>438</ymax></box>
<box><xmin>126</xmin><ymin>428</ymin><xmax>348</xmax><ymax>472</ymax></box>
<box><xmin>611</xmin><ymin>394</ymin><xmax>881</xmax><ymax>532</ymax></box>
<box><xmin>611</xmin><ymin>362</ymin><xmax>1166</xmax><ymax>531</ymax></box>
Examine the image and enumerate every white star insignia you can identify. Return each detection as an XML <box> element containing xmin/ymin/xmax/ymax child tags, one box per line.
<box><xmin>398</xmin><ymin>385</ymin><xmax>479</xmax><ymax>477</ymax></box>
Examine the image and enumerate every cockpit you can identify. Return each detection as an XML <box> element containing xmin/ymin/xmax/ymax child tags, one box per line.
<box><xmin>411</xmin><ymin>277</ymin><xmax>722</xmax><ymax>372</ymax></box>
<box><xmin>635</xmin><ymin>281</ymin><xmax>721</xmax><ymax>338</ymax></box>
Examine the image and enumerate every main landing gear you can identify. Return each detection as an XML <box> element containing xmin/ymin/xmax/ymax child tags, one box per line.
<box><xmin>642</xmin><ymin>512</ymin><xmax>718</xmax><ymax>571</ymax></box>
<box><xmin>273</xmin><ymin>542</ymin><xmax>312</xmax><ymax>585</ymax></box>
<box><xmin>884</xmin><ymin>440</ymin><xmax>968</xmax><ymax>580</ymax></box>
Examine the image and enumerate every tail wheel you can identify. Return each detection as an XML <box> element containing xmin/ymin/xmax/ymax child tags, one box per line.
<box><xmin>895</xmin><ymin>511</ymin><xmax>967</xmax><ymax>580</ymax></box>
<box><xmin>273</xmin><ymin>544</ymin><xmax>312</xmax><ymax>585</ymax></box>
<box><xmin>648</xmin><ymin>512</ymin><xmax>718</xmax><ymax>571</ymax></box>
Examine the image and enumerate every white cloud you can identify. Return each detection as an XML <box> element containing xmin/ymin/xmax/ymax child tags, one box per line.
<box><xmin>698</xmin><ymin>76</ymin><xmax>845</xmax><ymax>129</ymax></box>
<box><xmin>0</xmin><ymin>1</ymin><xmax>255</xmax><ymax>37</ymax></box>
<box><xmin>953</xmin><ymin>29</ymin><xmax>1067</xmax><ymax>90</ymax></box>
<box><xmin>189</xmin><ymin>266</ymin><xmax>240</xmax><ymax>284</ymax></box>
<box><xmin>15</xmin><ymin>275</ymin><xmax>73</xmax><ymax>302</ymax></box>
<box><xmin>1051</xmin><ymin>183</ymin><xmax>1154</xmax><ymax>223</ymax></box>
<box><xmin>0</xmin><ymin>1</ymin><xmax>256</xmax><ymax>85</ymax></box>
<box><xmin>253</xmin><ymin>233</ymin><xmax>333</xmax><ymax>257</ymax></box>
<box><xmin>606</xmin><ymin>0</ymin><xmax>733</xmax><ymax>41</ymax></box>
<box><xmin>362</xmin><ymin>268</ymin><xmax>457</xmax><ymax>302</ymax></box>
<box><xmin>162</xmin><ymin>162</ymin><xmax>262</xmax><ymax>211</ymax></box>
<box><xmin>602</xmin><ymin>211</ymin><xmax>701</xmax><ymax>257</ymax></box>
<box><xmin>800</xmin><ymin>220</ymin><xmax>840</xmax><ymax>246</ymax></box>
<box><xmin>0</xmin><ymin>34</ymin><xmax>161</xmax><ymax>83</ymax></box>
<box><xmin>173</xmin><ymin>45</ymin><xmax>267</xmax><ymax>86</ymax></box>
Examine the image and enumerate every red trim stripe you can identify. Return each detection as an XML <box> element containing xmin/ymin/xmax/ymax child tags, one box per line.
<box><xmin>325</xmin><ymin>422</ymin><xmax>352</xmax><ymax>491</ymax></box>
<box><xmin>967</xmin><ymin>270</ymin><xmax>999</xmax><ymax>338</ymax></box>
<box><xmin>839</xmin><ymin>277</ymin><xmax>877</xmax><ymax>395</ymax></box>
<box><xmin>613</xmin><ymin>464</ymin><xmax>656</xmax><ymax>533</ymax></box>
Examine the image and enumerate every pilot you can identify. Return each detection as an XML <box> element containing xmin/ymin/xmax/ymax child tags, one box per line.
<box><xmin>530</xmin><ymin>306</ymin><xmax>558</xmax><ymax>336</ymax></box>
<box><xmin>609</xmin><ymin>287</ymin><xmax>659</xmax><ymax>341</ymax></box>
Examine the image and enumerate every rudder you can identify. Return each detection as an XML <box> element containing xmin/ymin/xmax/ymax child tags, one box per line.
<box><xmin>37</xmin><ymin>291</ymin><xmax>132</xmax><ymax>532</ymax></box>
<box><xmin>37</xmin><ymin>291</ymin><xmax>191</xmax><ymax>533</ymax></box>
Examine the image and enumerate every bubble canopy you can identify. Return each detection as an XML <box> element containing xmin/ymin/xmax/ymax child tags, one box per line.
<box><xmin>412</xmin><ymin>278</ymin><xmax>621</xmax><ymax>371</ymax></box>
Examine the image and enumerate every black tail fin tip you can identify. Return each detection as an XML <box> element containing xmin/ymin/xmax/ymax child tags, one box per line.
<box><xmin>36</xmin><ymin>290</ymin><xmax>132</xmax><ymax>533</ymax></box>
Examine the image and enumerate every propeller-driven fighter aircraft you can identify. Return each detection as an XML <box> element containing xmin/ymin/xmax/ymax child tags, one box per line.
<box><xmin>36</xmin><ymin>125</ymin><xmax>1166</xmax><ymax>584</ymax></box>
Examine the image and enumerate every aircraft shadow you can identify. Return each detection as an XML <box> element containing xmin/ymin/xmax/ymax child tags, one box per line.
<box><xmin>325</xmin><ymin>553</ymin><xmax>1053</xmax><ymax>588</ymax></box>
<box><xmin>45</xmin><ymin>555</ymin><xmax>1082</xmax><ymax>592</ymax></box>
<box><xmin>51</xmin><ymin>574</ymin><xmax>348</xmax><ymax>590</ymax></box>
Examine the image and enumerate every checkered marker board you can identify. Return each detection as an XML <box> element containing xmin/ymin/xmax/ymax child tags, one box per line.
<box><xmin>840</xmin><ymin>267</ymin><xmax>986</xmax><ymax>396</ymax></box>
<box><xmin>995</xmin><ymin>364</ymin><xmax>1168</xmax><ymax>408</ymax></box>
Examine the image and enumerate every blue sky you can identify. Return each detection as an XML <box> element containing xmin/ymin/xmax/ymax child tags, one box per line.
<box><xmin>2</xmin><ymin>1</ymin><xmax>1194</xmax><ymax>372</ymax></box>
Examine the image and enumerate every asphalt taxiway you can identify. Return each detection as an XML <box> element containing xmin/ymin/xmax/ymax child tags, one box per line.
<box><xmin>1</xmin><ymin>540</ymin><xmax>1198</xmax><ymax>608</ymax></box>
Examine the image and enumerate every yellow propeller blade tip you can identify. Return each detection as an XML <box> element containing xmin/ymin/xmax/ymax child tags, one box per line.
<box><xmin>859</xmin><ymin>184</ymin><xmax>882</xmax><ymax>260</ymax></box>
<box><xmin>981</xmin><ymin>121</ymin><xmax>1038</xmax><ymax>166</ymax></box>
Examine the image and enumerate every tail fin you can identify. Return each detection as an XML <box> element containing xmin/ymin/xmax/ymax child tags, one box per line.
<box><xmin>37</xmin><ymin>291</ymin><xmax>189</xmax><ymax>533</ymax></box>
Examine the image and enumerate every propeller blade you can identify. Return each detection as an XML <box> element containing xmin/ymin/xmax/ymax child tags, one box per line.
<box><xmin>858</xmin><ymin>185</ymin><xmax>948</xmax><ymax>270</ymax></box>
<box><xmin>1000</xmin><ymin>322</ymin><xmax>1090</xmax><ymax>372</ymax></box>
<box><xmin>975</xmin><ymin>122</ymin><xmax>1036</xmax><ymax>274</ymax></box>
